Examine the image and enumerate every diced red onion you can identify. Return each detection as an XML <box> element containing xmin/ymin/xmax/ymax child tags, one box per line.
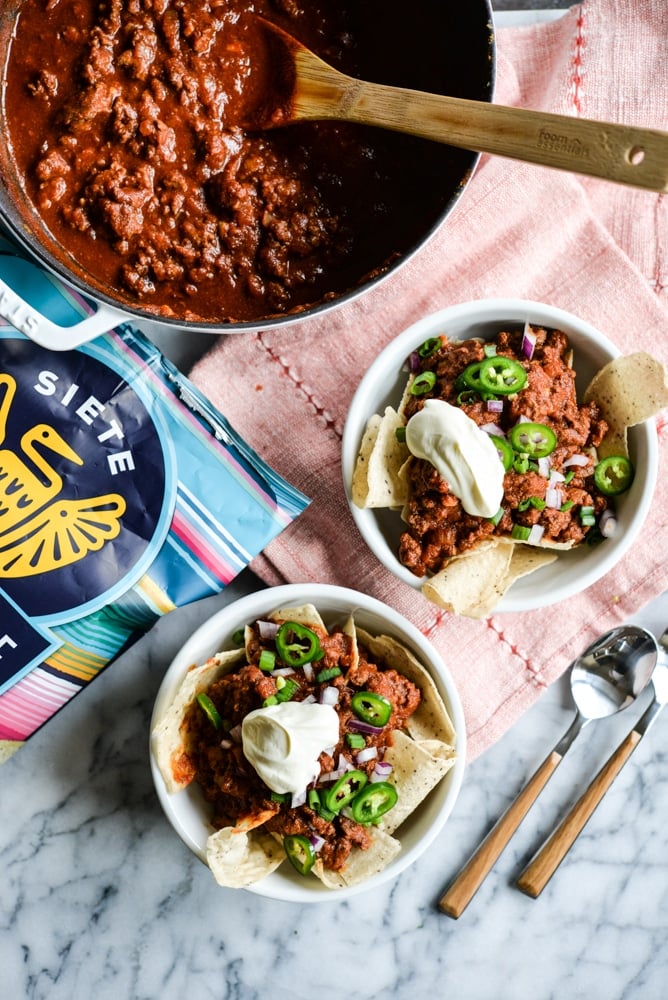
<box><xmin>599</xmin><ymin>508</ymin><xmax>617</xmax><ymax>537</ymax></box>
<box><xmin>272</xmin><ymin>666</ymin><xmax>295</xmax><ymax>677</ymax></box>
<box><xmin>301</xmin><ymin>693</ymin><xmax>317</xmax><ymax>705</ymax></box>
<box><xmin>408</xmin><ymin>350</ymin><xmax>420</xmax><ymax>372</ymax></box>
<box><xmin>337</xmin><ymin>753</ymin><xmax>354</xmax><ymax>773</ymax></box>
<box><xmin>527</xmin><ymin>524</ymin><xmax>545</xmax><ymax>545</ymax></box>
<box><xmin>515</xmin><ymin>414</ymin><xmax>531</xmax><ymax>425</ymax></box>
<box><xmin>521</xmin><ymin>323</ymin><xmax>537</xmax><ymax>360</ymax></box>
<box><xmin>319</xmin><ymin>685</ymin><xmax>340</xmax><ymax>706</ymax></box>
<box><xmin>563</xmin><ymin>453</ymin><xmax>589</xmax><ymax>468</ymax></box>
<box><xmin>230</xmin><ymin>724</ymin><xmax>243</xmax><ymax>744</ymax></box>
<box><xmin>258</xmin><ymin>620</ymin><xmax>278</xmax><ymax>640</ymax></box>
<box><xmin>537</xmin><ymin>456</ymin><xmax>551</xmax><ymax>477</ymax></box>
<box><xmin>291</xmin><ymin>788</ymin><xmax>307</xmax><ymax>808</ymax></box>
<box><xmin>302</xmin><ymin>662</ymin><xmax>314</xmax><ymax>681</ymax></box>
<box><xmin>319</xmin><ymin>769</ymin><xmax>343</xmax><ymax>783</ymax></box>
<box><xmin>548</xmin><ymin>469</ymin><xmax>565</xmax><ymax>486</ymax></box>
<box><xmin>486</xmin><ymin>399</ymin><xmax>504</xmax><ymax>413</ymax></box>
<box><xmin>355</xmin><ymin>746</ymin><xmax>378</xmax><ymax>764</ymax></box>
<box><xmin>348</xmin><ymin>718</ymin><xmax>384</xmax><ymax>736</ymax></box>
<box><xmin>545</xmin><ymin>488</ymin><xmax>563</xmax><ymax>509</ymax></box>
<box><xmin>370</xmin><ymin>760</ymin><xmax>394</xmax><ymax>783</ymax></box>
<box><xmin>309</xmin><ymin>835</ymin><xmax>326</xmax><ymax>853</ymax></box>
<box><xmin>220</xmin><ymin>739</ymin><xmax>233</xmax><ymax>749</ymax></box>
<box><xmin>481</xmin><ymin>422</ymin><xmax>505</xmax><ymax>437</ymax></box>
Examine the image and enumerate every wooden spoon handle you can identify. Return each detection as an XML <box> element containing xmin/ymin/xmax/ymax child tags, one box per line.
<box><xmin>347</xmin><ymin>83</ymin><xmax>668</xmax><ymax>192</ymax></box>
<box><xmin>516</xmin><ymin>729</ymin><xmax>642</xmax><ymax>898</ymax></box>
<box><xmin>439</xmin><ymin>750</ymin><xmax>562</xmax><ymax>919</ymax></box>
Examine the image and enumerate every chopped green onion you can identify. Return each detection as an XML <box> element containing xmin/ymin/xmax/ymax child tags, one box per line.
<box><xmin>346</xmin><ymin>733</ymin><xmax>366</xmax><ymax>749</ymax></box>
<box><xmin>487</xmin><ymin>507</ymin><xmax>504</xmax><ymax>526</ymax></box>
<box><xmin>259</xmin><ymin>649</ymin><xmax>276</xmax><ymax>672</ymax></box>
<box><xmin>395</xmin><ymin>426</ymin><xmax>406</xmax><ymax>442</ymax></box>
<box><xmin>513</xmin><ymin>454</ymin><xmax>530</xmax><ymax>474</ymax></box>
<box><xmin>560</xmin><ymin>500</ymin><xmax>575</xmax><ymax>512</ymax></box>
<box><xmin>275</xmin><ymin>678</ymin><xmax>300</xmax><ymax>703</ymax></box>
<box><xmin>580</xmin><ymin>505</ymin><xmax>596</xmax><ymax>526</ymax></box>
<box><xmin>308</xmin><ymin>789</ymin><xmax>321</xmax><ymax>810</ymax></box>
<box><xmin>232</xmin><ymin>628</ymin><xmax>245</xmax><ymax>645</ymax></box>
<box><xmin>518</xmin><ymin>496</ymin><xmax>546</xmax><ymax>512</ymax></box>
<box><xmin>511</xmin><ymin>524</ymin><xmax>532</xmax><ymax>541</ymax></box>
<box><xmin>263</xmin><ymin>695</ymin><xmax>278</xmax><ymax>707</ymax></box>
<box><xmin>316</xmin><ymin>666</ymin><xmax>342</xmax><ymax>683</ymax></box>
<box><xmin>563</xmin><ymin>470</ymin><xmax>575</xmax><ymax>484</ymax></box>
<box><xmin>271</xmin><ymin>791</ymin><xmax>291</xmax><ymax>803</ymax></box>
<box><xmin>410</xmin><ymin>370</ymin><xmax>437</xmax><ymax>395</ymax></box>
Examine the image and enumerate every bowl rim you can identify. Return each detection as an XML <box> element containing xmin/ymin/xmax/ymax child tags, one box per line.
<box><xmin>341</xmin><ymin>297</ymin><xmax>659</xmax><ymax>612</ymax></box>
<box><xmin>149</xmin><ymin>582</ymin><xmax>467</xmax><ymax>903</ymax></box>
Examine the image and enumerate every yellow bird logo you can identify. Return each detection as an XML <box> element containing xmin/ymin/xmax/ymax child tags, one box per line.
<box><xmin>0</xmin><ymin>372</ymin><xmax>126</xmax><ymax>577</ymax></box>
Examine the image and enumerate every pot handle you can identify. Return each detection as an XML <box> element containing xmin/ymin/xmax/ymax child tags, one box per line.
<box><xmin>0</xmin><ymin>274</ymin><xmax>129</xmax><ymax>350</ymax></box>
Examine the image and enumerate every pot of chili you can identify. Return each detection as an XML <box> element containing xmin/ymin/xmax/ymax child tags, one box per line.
<box><xmin>0</xmin><ymin>0</ymin><xmax>494</xmax><ymax>348</ymax></box>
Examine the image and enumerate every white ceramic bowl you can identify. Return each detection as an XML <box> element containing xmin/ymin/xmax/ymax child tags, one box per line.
<box><xmin>341</xmin><ymin>299</ymin><xmax>658</xmax><ymax>612</ymax></box>
<box><xmin>150</xmin><ymin>583</ymin><xmax>466</xmax><ymax>903</ymax></box>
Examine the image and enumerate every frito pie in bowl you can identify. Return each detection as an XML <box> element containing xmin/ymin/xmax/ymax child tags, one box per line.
<box><xmin>150</xmin><ymin>584</ymin><xmax>465</xmax><ymax>902</ymax></box>
<box><xmin>343</xmin><ymin>300</ymin><xmax>668</xmax><ymax>618</ymax></box>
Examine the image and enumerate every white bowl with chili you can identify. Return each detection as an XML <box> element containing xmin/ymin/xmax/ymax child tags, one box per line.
<box><xmin>342</xmin><ymin>299</ymin><xmax>659</xmax><ymax>613</ymax></box>
<box><xmin>150</xmin><ymin>583</ymin><xmax>466</xmax><ymax>902</ymax></box>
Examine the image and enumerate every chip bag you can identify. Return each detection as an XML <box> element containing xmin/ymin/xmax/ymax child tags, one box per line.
<box><xmin>0</xmin><ymin>237</ymin><xmax>309</xmax><ymax>763</ymax></box>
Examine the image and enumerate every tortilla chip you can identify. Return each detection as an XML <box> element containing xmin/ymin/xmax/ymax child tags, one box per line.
<box><xmin>206</xmin><ymin>826</ymin><xmax>285</xmax><ymax>888</ymax></box>
<box><xmin>356</xmin><ymin>628</ymin><xmax>456</xmax><ymax>747</ymax></box>
<box><xmin>584</xmin><ymin>352</ymin><xmax>668</xmax><ymax>458</ymax></box>
<box><xmin>421</xmin><ymin>538</ymin><xmax>516</xmax><ymax>619</ymax></box>
<box><xmin>151</xmin><ymin>648</ymin><xmax>245</xmax><ymax>794</ymax></box>
<box><xmin>352</xmin><ymin>406</ymin><xmax>409</xmax><ymax>509</ymax></box>
<box><xmin>313</xmin><ymin>828</ymin><xmax>402</xmax><ymax>888</ymax></box>
<box><xmin>505</xmin><ymin>543</ymin><xmax>559</xmax><ymax>582</ymax></box>
<box><xmin>269</xmin><ymin>603</ymin><xmax>326</xmax><ymax>630</ymax></box>
<box><xmin>380</xmin><ymin>731</ymin><xmax>456</xmax><ymax>835</ymax></box>
<box><xmin>351</xmin><ymin>412</ymin><xmax>381</xmax><ymax>507</ymax></box>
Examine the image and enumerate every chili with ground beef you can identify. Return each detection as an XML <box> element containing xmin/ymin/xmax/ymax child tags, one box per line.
<box><xmin>5</xmin><ymin>0</ymin><xmax>476</xmax><ymax>323</ymax></box>
<box><xmin>399</xmin><ymin>327</ymin><xmax>610</xmax><ymax>578</ymax></box>
<box><xmin>182</xmin><ymin>619</ymin><xmax>421</xmax><ymax>873</ymax></box>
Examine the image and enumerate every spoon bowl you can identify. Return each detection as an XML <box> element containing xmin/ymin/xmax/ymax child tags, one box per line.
<box><xmin>438</xmin><ymin>624</ymin><xmax>657</xmax><ymax>918</ymax></box>
<box><xmin>253</xmin><ymin>20</ymin><xmax>668</xmax><ymax>192</ymax></box>
<box><xmin>569</xmin><ymin>625</ymin><xmax>659</xmax><ymax>721</ymax></box>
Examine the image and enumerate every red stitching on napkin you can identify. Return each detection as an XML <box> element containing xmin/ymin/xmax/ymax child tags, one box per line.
<box><xmin>569</xmin><ymin>8</ymin><xmax>586</xmax><ymax>114</ymax></box>
<box><xmin>258</xmin><ymin>332</ymin><xmax>342</xmax><ymax>439</ymax></box>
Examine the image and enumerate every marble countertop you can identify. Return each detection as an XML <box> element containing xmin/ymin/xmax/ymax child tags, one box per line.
<box><xmin>3</xmin><ymin>6</ymin><xmax>667</xmax><ymax>1000</ymax></box>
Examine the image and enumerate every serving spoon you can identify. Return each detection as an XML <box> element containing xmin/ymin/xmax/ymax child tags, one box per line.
<box><xmin>438</xmin><ymin>624</ymin><xmax>658</xmax><ymax>919</ymax></box>
<box><xmin>252</xmin><ymin>21</ymin><xmax>668</xmax><ymax>193</ymax></box>
<box><xmin>516</xmin><ymin>630</ymin><xmax>668</xmax><ymax>898</ymax></box>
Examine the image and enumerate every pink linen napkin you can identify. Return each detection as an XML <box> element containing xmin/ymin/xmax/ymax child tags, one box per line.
<box><xmin>190</xmin><ymin>0</ymin><xmax>668</xmax><ymax>759</ymax></box>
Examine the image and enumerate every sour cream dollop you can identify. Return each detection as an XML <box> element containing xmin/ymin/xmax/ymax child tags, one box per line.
<box><xmin>241</xmin><ymin>701</ymin><xmax>339</xmax><ymax>795</ymax></box>
<box><xmin>405</xmin><ymin>398</ymin><xmax>504</xmax><ymax>518</ymax></box>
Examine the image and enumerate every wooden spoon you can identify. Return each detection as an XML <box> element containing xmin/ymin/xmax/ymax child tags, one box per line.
<box><xmin>252</xmin><ymin>20</ymin><xmax>668</xmax><ymax>192</ymax></box>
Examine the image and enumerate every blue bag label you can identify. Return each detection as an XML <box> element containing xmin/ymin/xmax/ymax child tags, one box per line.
<box><xmin>0</xmin><ymin>334</ymin><xmax>174</xmax><ymax>623</ymax></box>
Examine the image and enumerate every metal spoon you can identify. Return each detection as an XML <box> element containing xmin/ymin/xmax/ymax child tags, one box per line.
<box><xmin>252</xmin><ymin>21</ymin><xmax>668</xmax><ymax>192</ymax></box>
<box><xmin>438</xmin><ymin>625</ymin><xmax>658</xmax><ymax>919</ymax></box>
<box><xmin>516</xmin><ymin>629</ymin><xmax>668</xmax><ymax>897</ymax></box>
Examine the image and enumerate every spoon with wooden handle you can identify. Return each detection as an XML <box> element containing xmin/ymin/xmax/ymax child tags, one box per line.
<box><xmin>437</xmin><ymin>625</ymin><xmax>657</xmax><ymax>919</ymax></box>
<box><xmin>516</xmin><ymin>635</ymin><xmax>668</xmax><ymax>899</ymax></box>
<box><xmin>252</xmin><ymin>20</ymin><xmax>668</xmax><ymax>192</ymax></box>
